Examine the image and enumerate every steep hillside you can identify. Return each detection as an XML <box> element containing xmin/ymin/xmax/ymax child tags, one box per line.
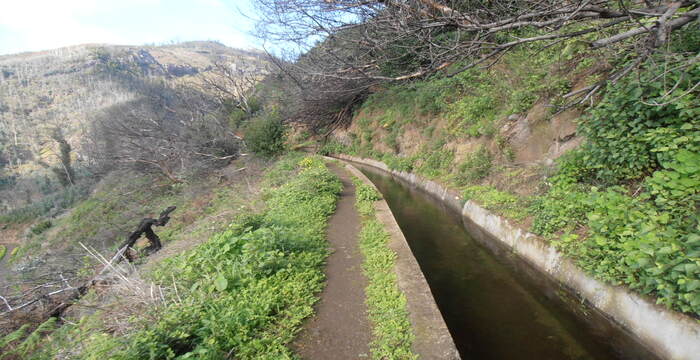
<box><xmin>0</xmin><ymin>41</ymin><xmax>269</xmax><ymax>212</ymax></box>
<box><xmin>317</xmin><ymin>31</ymin><xmax>700</xmax><ymax>317</ymax></box>
<box><xmin>0</xmin><ymin>41</ymin><xmax>271</xmax><ymax>337</ymax></box>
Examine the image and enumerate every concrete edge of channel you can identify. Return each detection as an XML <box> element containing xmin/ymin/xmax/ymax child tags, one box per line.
<box><xmin>331</xmin><ymin>153</ymin><xmax>700</xmax><ymax>360</ymax></box>
<box><xmin>324</xmin><ymin>156</ymin><xmax>461</xmax><ymax>360</ymax></box>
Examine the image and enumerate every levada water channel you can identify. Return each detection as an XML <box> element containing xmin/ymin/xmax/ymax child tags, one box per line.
<box><xmin>357</xmin><ymin>163</ymin><xmax>660</xmax><ymax>360</ymax></box>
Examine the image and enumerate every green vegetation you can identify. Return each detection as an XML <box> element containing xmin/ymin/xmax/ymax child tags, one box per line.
<box><xmin>0</xmin><ymin>318</ymin><xmax>57</xmax><ymax>360</ymax></box>
<box><xmin>30</xmin><ymin>220</ymin><xmax>52</xmax><ymax>235</ymax></box>
<box><xmin>317</xmin><ymin>26</ymin><xmax>700</xmax><ymax>317</ymax></box>
<box><xmin>454</xmin><ymin>146</ymin><xmax>492</xmax><ymax>185</ymax></box>
<box><xmin>353</xmin><ymin>178</ymin><xmax>417</xmax><ymax>360</ymax></box>
<box><xmin>382</xmin><ymin>154</ymin><xmax>416</xmax><ymax>173</ymax></box>
<box><xmin>462</xmin><ymin>185</ymin><xmax>528</xmax><ymax>221</ymax></box>
<box><xmin>13</xmin><ymin>155</ymin><xmax>341</xmax><ymax>359</ymax></box>
<box><xmin>245</xmin><ymin>111</ymin><xmax>287</xmax><ymax>157</ymax></box>
<box><xmin>415</xmin><ymin>143</ymin><xmax>454</xmax><ymax>179</ymax></box>
<box><xmin>0</xmin><ymin>245</ymin><xmax>6</xmax><ymax>261</ymax></box>
<box><xmin>0</xmin><ymin>183</ymin><xmax>91</xmax><ymax>224</ymax></box>
<box><xmin>577</xmin><ymin>61</ymin><xmax>700</xmax><ymax>184</ymax></box>
<box><xmin>532</xmin><ymin>59</ymin><xmax>700</xmax><ymax>315</ymax></box>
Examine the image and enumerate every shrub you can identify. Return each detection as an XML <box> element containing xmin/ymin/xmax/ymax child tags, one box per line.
<box><xmin>462</xmin><ymin>185</ymin><xmax>527</xmax><ymax>220</ymax></box>
<box><xmin>318</xmin><ymin>140</ymin><xmax>351</xmax><ymax>156</ymax></box>
<box><xmin>455</xmin><ymin>146</ymin><xmax>492</xmax><ymax>185</ymax></box>
<box><xmin>382</xmin><ymin>154</ymin><xmax>416</xmax><ymax>172</ymax></box>
<box><xmin>245</xmin><ymin>112</ymin><xmax>287</xmax><ymax>157</ymax></box>
<box><xmin>0</xmin><ymin>183</ymin><xmax>92</xmax><ymax>224</ymax></box>
<box><xmin>577</xmin><ymin>60</ymin><xmax>700</xmax><ymax>183</ymax></box>
<box><xmin>415</xmin><ymin>143</ymin><xmax>454</xmax><ymax>179</ymax></box>
<box><xmin>30</xmin><ymin>220</ymin><xmax>52</xmax><ymax>235</ymax></box>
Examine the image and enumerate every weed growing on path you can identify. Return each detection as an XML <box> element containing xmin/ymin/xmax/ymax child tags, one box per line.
<box><xmin>353</xmin><ymin>177</ymin><xmax>417</xmax><ymax>360</ymax></box>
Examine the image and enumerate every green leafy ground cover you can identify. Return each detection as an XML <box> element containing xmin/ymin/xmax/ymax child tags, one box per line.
<box><xmin>352</xmin><ymin>177</ymin><xmax>417</xmax><ymax>360</ymax></box>
<box><xmin>3</xmin><ymin>154</ymin><xmax>343</xmax><ymax>359</ymax></box>
<box><xmin>321</xmin><ymin>35</ymin><xmax>700</xmax><ymax>316</ymax></box>
<box><xmin>532</xmin><ymin>59</ymin><xmax>700</xmax><ymax>315</ymax></box>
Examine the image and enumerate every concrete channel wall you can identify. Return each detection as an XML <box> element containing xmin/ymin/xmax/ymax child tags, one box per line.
<box><xmin>335</xmin><ymin>159</ymin><xmax>461</xmax><ymax>360</ymax></box>
<box><xmin>333</xmin><ymin>154</ymin><xmax>700</xmax><ymax>360</ymax></box>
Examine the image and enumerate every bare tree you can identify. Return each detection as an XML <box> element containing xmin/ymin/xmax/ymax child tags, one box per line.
<box><xmin>254</xmin><ymin>0</ymin><xmax>700</xmax><ymax>106</ymax></box>
<box><xmin>87</xmin><ymin>81</ymin><xmax>241</xmax><ymax>182</ymax></box>
<box><xmin>197</xmin><ymin>60</ymin><xmax>271</xmax><ymax>114</ymax></box>
<box><xmin>36</xmin><ymin>128</ymin><xmax>75</xmax><ymax>187</ymax></box>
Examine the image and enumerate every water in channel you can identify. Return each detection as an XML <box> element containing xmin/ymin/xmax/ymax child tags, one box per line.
<box><xmin>358</xmin><ymin>164</ymin><xmax>660</xmax><ymax>360</ymax></box>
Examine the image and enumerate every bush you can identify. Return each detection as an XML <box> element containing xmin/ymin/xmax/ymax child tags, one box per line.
<box><xmin>462</xmin><ymin>185</ymin><xmax>527</xmax><ymax>220</ymax></box>
<box><xmin>382</xmin><ymin>154</ymin><xmax>415</xmax><ymax>172</ymax></box>
<box><xmin>577</xmin><ymin>59</ymin><xmax>700</xmax><ymax>184</ymax></box>
<box><xmin>415</xmin><ymin>143</ymin><xmax>454</xmax><ymax>178</ymax></box>
<box><xmin>318</xmin><ymin>140</ymin><xmax>351</xmax><ymax>156</ymax></box>
<box><xmin>0</xmin><ymin>183</ymin><xmax>92</xmax><ymax>224</ymax></box>
<box><xmin>532</xmin><ymin>55</ymin><xmax>700</xmax><ymax>315</ymax></box>
<box><xmin>245</xmin><ymin>112</ymin><xmax>287</xmax><ymax>157</ymax></box>
<box><xmin>455</xmin><ymin>146</ymin><xmax>492</xmax><ymax>185</ymax></box>
<box><xmin>30</xmin><ymin>220</ymin><xmax>52</xmax><ymax>235</ymax></box>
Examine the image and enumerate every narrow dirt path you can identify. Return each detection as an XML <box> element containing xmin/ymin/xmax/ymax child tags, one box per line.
<box><xmin>293</xmin><ymin>163</ymin><xmax>371</xmax><ymax>359</ymax></box>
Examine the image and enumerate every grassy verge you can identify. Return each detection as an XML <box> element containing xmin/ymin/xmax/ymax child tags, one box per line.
<box><xmin>318</xmin><ymin>34</ymin><xmax>700</xmax><ymax>317</ymax></box>
<box><xmin>3</xmin><ymin>154</ymin><xmax>342</xmax><ymax>359</ymax></box>
<box><xmin>352</xmin><ymin>176</ymin><xmax>417</xmax><ymax>360</ymax></box>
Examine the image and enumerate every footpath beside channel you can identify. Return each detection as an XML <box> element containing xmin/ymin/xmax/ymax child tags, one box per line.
<box><xmin>293</xmin><ymin>163</ymin><xmax>371</xmax><ymax>359</ymax></box>
<box><xmin>332</xmin><ymin>153</ymin><xmax>700</xmax><ymax>360</ymax></box>
<box><xmin>340</xmin><ymin>159</ymin><xmax>460</xmax><ymax>360</ymax></box>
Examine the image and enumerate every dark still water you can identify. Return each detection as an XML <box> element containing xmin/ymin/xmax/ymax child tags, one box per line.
<box><xmin>358</xmin><ymin>164</ymin><xmax>659</xmax><ymax>360</ymax></box>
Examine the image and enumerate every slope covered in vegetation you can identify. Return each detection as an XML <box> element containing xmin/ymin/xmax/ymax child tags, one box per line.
<box><xmin>313</xmin><ymin>27</ymin><xmax>700</xmax><ymax>316</ymax></box>
<box><xmin>1</xmin><ymin>154</ymin><xmax>342</xmax><ymax>359</ymax></box>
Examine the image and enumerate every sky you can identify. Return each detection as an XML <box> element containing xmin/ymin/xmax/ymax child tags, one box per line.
<box><xmin>0</xmin><ymin>0</ymin><xmax>262</xmax><ymax>55</ymax></box>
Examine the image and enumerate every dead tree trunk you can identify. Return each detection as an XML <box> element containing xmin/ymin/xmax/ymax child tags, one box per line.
<box><xmin>44</xmin><ymin>206</ymin><xmax>177</xmax><ymax>319</ymax></box>
<box><xmin>119</xmin><ymin>206</ymin><xmax>176</xmax><ymax>262</ymax></box>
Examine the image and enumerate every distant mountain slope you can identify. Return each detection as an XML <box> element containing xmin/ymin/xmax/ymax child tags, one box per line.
<box><xmin>0</xmin><ymin>41</ymin><xmax>269</xmax><ymax>211</ymax></box>
<box><xmin>0</xmin><ymin>41</ymin><xmax>268</xmax><ymax>170</ymax></box>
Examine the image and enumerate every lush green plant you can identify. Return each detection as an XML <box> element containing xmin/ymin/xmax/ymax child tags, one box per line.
<box><xmin>33</xmin><ymin>156</ymin><xmax>342</xmax><ymax>359</ymax></box>
<box><xmin>462</xmin><ymin>185</ymin><xmax>528</xmax><ymax>220</ymax></box>
<box><xmin>382</xmin><ymin>154</ymin><xmax>416</xmax><ymax>173</ymax></box>
<box><xmin>577</xmin><ymin>60</ymin><xmax>700</xmax><ymax>183</ymax></box>
<box><xmin>531</xmin><ymin>152</ymin><xmax>593</xmax><ymax>236</ymax></box>
<box><xmin>0</xmin><ymin>183</ymin><xmax>91</xmax><ymax>224</ymax></box>
<box><xmin>355</xmin><ymin>182</ymin><xmax>382</xmax><ymax>203</ymax></box>
<box><xmin>415</xmin><ymin>143</ymin><xmax>454</xmax><ymax>179</ymax></box>
<box><xmin>570</xmin><ymin>188</ymin><xmax>700</xmax><ymax>314</ymax></box>
<box><xmin>455</xmin><ymin>146</ymin><xmax>492</xmax><ymax>185</ymax></box>
<box><xmin>534</xmin><ymin>54</ymin><xmax>700</xmax><ymax>316</ymax></box>
<box><xmin>30</xmin><ymin>220</ymin><xmax>52</xmax><ymax>235</ymax></box>
<box><xmin>245</xmin><ymin>111</ymin><xmax>287</xmax><ymax>157</ymax></box>
<box><xmin>352</xmin><ymin>177</ymin><xmax>417</xmax><ymax>360</ymax></box>
<box><xmin>0</xmin><ymin>245</ymin><xmax>6</xmax><ymax>261</ymax></box>
<box><xmin>0</xmin><ymin>318</ymin><xmax>57</xmax><ymax>359</ymax></box>
<box><xmin>318</xmin><ymin>140</ymin><xmax>352</xmax><ymax>156</ymax></box>
<box><xmin>531</xmin><ymin>182</ymin><xmax>590</xmax><ymax>236</ymax></box>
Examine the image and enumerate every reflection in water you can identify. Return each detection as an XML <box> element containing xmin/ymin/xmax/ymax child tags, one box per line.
<box><xmin>359</xmin><ymin>165</ymin><xmax>658</xmax><ymax>360</ymax></box>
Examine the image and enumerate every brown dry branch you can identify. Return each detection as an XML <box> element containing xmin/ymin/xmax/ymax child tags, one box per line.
<box><xmin>251</xmin><ymin>0</ymin><xmax>700</xmax><ymax>127</ymax></box>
